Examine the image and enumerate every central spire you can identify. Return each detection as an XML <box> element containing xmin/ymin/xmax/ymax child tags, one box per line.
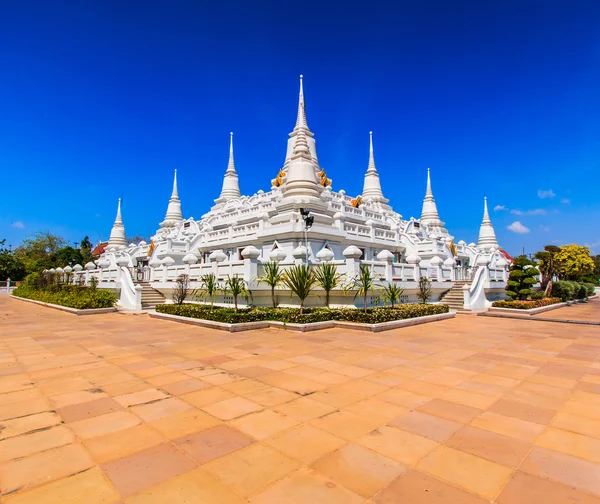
<box><xmin>282</xmin><ymin>122</ymin><xmax>320</xmax><ymax>200</ymax></box>
<box><xmin>217</xmin><ymin>132</ymin><xmax>240</xmax><ymax>202</ymax></box>
<box><xmin>477</xmin><ymin>197</ymin><xmax>499</xmax><ymax>249</ymax></box>
<box><xmin>160</xmin><ymin>170</ymin><xmax>184</xmax><ymax>228</ymax></box>
<box><xmin>108</xmin><ymin>198</ymin><xmax>127</xmax><ymax>247</ymax></box>
<box><xmin>420</xmin><ymin>168</ymin><xmax>444</xmax><ymax>228</ymax></box>
<box><xmin>362</xmin><ymin>131</ymin><xmax>388</xmax><ymax>205</ymax></box>
<box><xmin>294</xmin><ymin>74</ymin><xmax>309</xmax><ymax>132</ymax></box>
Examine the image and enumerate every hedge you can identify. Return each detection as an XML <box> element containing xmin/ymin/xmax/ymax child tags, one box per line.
<box><xmin>155</xmin><ymin>304</ymin><xmax>449</xmax><ymax>324</ymax></box>
<box><xmin>492</xmin><ymin>298</ymin><xmax>563</xmax><ymax>310</ymax></box>
<box><xmin>13</xmin><ymin>285</ymin><xmax>117</xmax><ymax>309</ymax></box>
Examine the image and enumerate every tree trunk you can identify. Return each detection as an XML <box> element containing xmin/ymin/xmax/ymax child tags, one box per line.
<box><xmin>325</xmin><ymin>290</ymin><xmax>330</xmax><ymax>308</ymax></box>
<box><xmin>271</xmin><ymin>286</ymin><xmax>276</xmax><ymax>308</ymax></box>
<box><xmin>363</xmin><ymin>292</ymin><xmax>367</xmax><ymax>312</ymax></box>
<box><xmin>300</xmin><ymin>300</ymin><xmax>304</xmax><ymax>315</ymax></box>
<box><xmin>234</xmin><ymin>295</ymin><xmax>238</xmax><ymax>312</ymax></box>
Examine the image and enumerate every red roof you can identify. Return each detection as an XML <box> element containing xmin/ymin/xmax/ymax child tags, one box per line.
<box><xmin>91</xmin><ymin>242</ymin><xmax>108</xmax><ymax>256</ymax></box>
<box><xmin>500</xmin><ymin>249</ymin><xmax>514</xmax><ymax>263</ymax></box>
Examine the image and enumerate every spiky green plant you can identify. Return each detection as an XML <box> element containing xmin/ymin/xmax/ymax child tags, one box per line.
<box><xmin>314</xmin><ymin>263</ymin><xmax>344</xmax><ymax>308</ymax></box>
<box><xmin>198</xmin><ymin>273</ymin><xmax>220</xmax><ymax>311</ymax></box>
<box><xmin>381</xmin><ymin>282</ymin><xmax>404</xmax><ymax>308</ymax></box>
<box><xmin>223</xmin><ymin>275</ymin><xmax>248</xmax><ymax>312</ymax></box>
<box><xmin>257</xmin><ymin>261</ymin><xmax>283</xmax><ymax>308</ymax></box>
<box><xmin>345</xmin><ymin>264</ymin><xmax>378</xmax><ymax>312</ymax></box>
<box><xmin>281</xmin><ymin>264</ymin><xmax>317</xmax><ymax>314</ymax></box>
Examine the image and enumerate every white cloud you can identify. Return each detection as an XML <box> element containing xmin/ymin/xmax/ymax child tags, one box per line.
<box><xmin>538</xmin><ymin>189</ymin><xmax>556</xmax><ymax>199</ymax></box>
<box><xmin>11</xmin><ymin>221</ymin><xmax>25</xmax><ymax>229</ymax></box>
<box><xmin>561</xmin><ymin>198</ymin><xmax>570</xmax><ymax>204</ymax></box>
<box><xmin>507</xmin><ymin>221</ymin><xmax>530</xmax><ymax>234</ymax></box>
<box><xmin>540</xmin><ymin>225</ymin><xmax>550</xmax><ymax>232</ymax></box>
<box><xmin>510</xmin><ymin>208</ymin><xmax>547</xmax><ymax>216</ymax></box>
<box><xmin>494</xmin><ymin>205</ymin><xmax>507</xmax><ymax>211</ymax></box>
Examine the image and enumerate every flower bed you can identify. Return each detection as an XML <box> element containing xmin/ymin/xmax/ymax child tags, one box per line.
<box><xmin>155</xmin><ymin>304</ymin><xmax>449</xmax><ymax>324</ymax></box>
<box><xmin>491</xmin><ymin>298</ymin><xmax>562</xmax><ymax>310</ymax></box>
<box><xmin>12</xmin><ymin>285</ymin><xmax>117</xmax><ymax>310</ymax></box>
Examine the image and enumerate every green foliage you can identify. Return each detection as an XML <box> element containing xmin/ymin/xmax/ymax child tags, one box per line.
<box><xmin>416</xmin><ymin>276</ymin><xmax>432</xmax><ymax>304</ymax></box>
<box><xmin>551</xmin><ymin>280</ymin><xmax>575</xmax><ymax>302</ymax></box>
<box><xmin>582</xmin><ymin>282</ymin><xmax>596</xmax><ymax>296</ymax></box>
<box><xmin>281</xmin><ymin>264</ymin><xmax>317</xmax><ymax>314</ymax></box>
<box><xmin>257</xmin><ymin>261</ymin><xmax>283</xmax><ymax>308</ymax></box>
<box><xmin>223</xmin><ymin>275</ymin><xmax>249</xmax><ymax>312</ymax></box>
<box><xmin>173</xmin><ymin>274</ymin><xmax>193</xmax><ymax>305</ymax></box>
<box><xmin>198</xmin><ymin>273</ymin><xmax>220</xmax><ymax>311</ymax></box>
<box><xmin>155</xmin><ymin>304</ymin><xmax>449</xmax><ymax>324</ymax></box>
<box><xmin>505</xmin><ymin>255</ymin><xmax>539</xmax><ymax>300</ymax></box>
<box><xmin>314</xmin><ymin>263</ymin><xmax>344</xmax><ymax>308</ymax></box>
<box><xmin>381</xmin><ymin>282</ymin><xmax>404</xmax><ymax>308</ymax></box>
<box><xmin>534</xmin><ymin>245</ymin><xmax>561</xmax><ymax>291</ymax></box>
<box><xmin>0</xmin><ymin>239</ymin><xmax>26</xmax><ymax>281</ymax></box>
<box><xmin>345</xmin><ymin>264</ymin><xmax>378</xmax><ymax>312</ymax></box>
<box><xmin>554</xmin><ymin>244</ymin><xmax>595</xmax><ymax>281</ymax></box>
<box><xmin>13</xmin><ymin>284</ymin><xmax>117</xmax><ymax>309</ymax></box>
<box><xmin>492</xmin><ymin>298</ymin><xmax>562</xmax><ymax>310</ymax></box>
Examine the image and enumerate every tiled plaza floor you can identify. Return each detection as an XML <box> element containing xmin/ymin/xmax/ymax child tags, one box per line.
<box><xmin>532</xmin><ymin>297</ymin><xmax>600</xmax><ymax>322</ymax></box>
<box><xmin>1</xmin><ymin>295</ymin><xmax>600</xmax><ymax>503</ymax></box>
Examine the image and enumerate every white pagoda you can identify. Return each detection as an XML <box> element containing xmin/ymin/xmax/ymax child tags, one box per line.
<box><xmin>82</xmin><ymin>76</ymin><xmax>509</xmax><ymax>310</ymax></box>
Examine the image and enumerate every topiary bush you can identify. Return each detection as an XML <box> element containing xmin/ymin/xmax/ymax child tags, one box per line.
<box><xmin>505</xmin><ymin>255</ymin><xmax>540</xmax><ymax>300</ymax></box>
<box><xmin>551</xmin><ymin>280</ymin><xmax>575</xmax><ymax>302</ymax></box>
<box><xmin>155</xmin><ymin>303</ymin><xmax>449</xmax><ymax>324</ymax></box>
<box><xmin>12</xmin><ymin>285</ymin><xmax>117</xmax><ymax>309</ymax></box>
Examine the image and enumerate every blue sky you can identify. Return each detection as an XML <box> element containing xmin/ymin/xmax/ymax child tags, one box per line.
<box><xmin>1</xmin><ymin>0</ymin><xmax>599</xmax><ymax>255</ymax></box>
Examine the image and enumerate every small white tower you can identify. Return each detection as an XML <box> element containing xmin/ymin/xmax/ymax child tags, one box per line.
<box><xmin>108</xmin><ymin>198</ymin><xmax>127</xmax><ymax>247</ymax></box>
<box><xmin>362</xmin><ymin>131</ymin><xmax>389</xmax><ymax>206</ymax></box>
<box><xmin>160</xmin><ymin>169</ymin><xmax>184</xmax><ymax>228</ymax></box>
<box><xmin>477</xmin><ymin>197</ymin><xmax>499</xmax><ymax>249</ymax></box>
<box><xmin>282</xmin><ymin>121</ymin><xmax>320</xmax><ymax>201</ymax></box>
<box><xmin>215</xmin><ymin>132</ymin><xmax>241</xmax><ymax>204</ymax></box>
<box><xmin>420</xmin><ymin>168</ymin><xmax>444</xmax><ymax>228</ymax></box>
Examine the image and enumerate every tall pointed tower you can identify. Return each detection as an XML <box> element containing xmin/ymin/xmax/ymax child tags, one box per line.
<box><xmin>362</xmin><ymin>131</ymin><xmax>389</xmax><ymax>207</ymax></box>
<box><xmin>282</xmin><ymin>120</ymin><xmax>320</xmax><ymax>201</ymax></box>
<box><xmin>215</xmin><ymin>132</ymin><xmax>240</xmax><ymax>204</ymax></box>
<box><xmin>477</xmin><ymin>197</ymin><xmax>498</xmax><ymax>248</ymax></box>
<box><xmin>420</xmin><ymin>168</ymin><xmax>444</xmax><ymax>228</ymax></box>
<box><xmin>160</xmin><ymin>170</ymin><xmax>184</xmax><ymax>228</ymax></box>
<box><xmin>108</xmin><ymin>198</ymin><xmax>127</xmax><ymax>247</ymax></box>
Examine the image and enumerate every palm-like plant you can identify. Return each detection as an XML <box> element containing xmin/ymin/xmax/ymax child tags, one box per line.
<box><xmin>314</xmin><ymin>263</ymin><xmax>343</xmax><ymax>308</ymax></box>
<box><xmin>223</xmin><ymin>275</ymin><xmax>248</xmax><ymax>312</ymax></box>
<box><xmin>381</xmin><ymin>282</ymin><xmax>404</xmax><ymax>308</ymax></box>
<box><xmin>281</xmin><ymin>264</ymin><xmax>317</xmax><ymax>314</ymax></box>
<box><xmin>345</xmin><ymin>264</ymin><xmax>378</xmax><ymax>312</ymax></box>
<box><xmin>257</xmin><ymin>261</ymin><xmax>283</xmax><ymax>308</ymax></box>
<box><xmin>198</xmin><ymin>273</ymin><xmax>220</xmax><ymax>311</ymax></box>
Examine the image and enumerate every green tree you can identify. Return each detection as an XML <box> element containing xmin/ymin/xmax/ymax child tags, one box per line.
<box><xmin>198</xmin><ymin>273</ymin><xmax>220</xmax><ymax>311</ymax></box>
<box><xmin>257</xmin><ymin>261</ymin><xmax>283</xmax><ymax>308</ymax></box>
<box><xmin>281</xmin><ymin>264</ymin><xmax>317</xmax><ymax>314</ymax></box>
<box><xmin>554</xmin><ymin>244</ymin><xmax>595</xmax><ymax>281</ymax></box>
<box><xmin>345</xmin><ymin>264</ymin><xmax>377</xmax><ymax>312</ymax></box>
<box><xmin>14</xmin><ymin>231</ymin><xmax>67</xmax><ymax>273</ymax></box>
<box><xmin>534</xmin><ymin>245</ymin><xmax>561</xmax><ymax>291</ymax></box>
<box><xmin>314</xmin><ymin>263</ymin><xmax>343</xmax><ymax>308</ymax></box>
<box><xmin>381</xmin><ymin>282</ymin><xmax>404</xmax><ymax>308</ymax></box>
<box><xmin>55</xmin><ymin>246</ymin><xmax>84</xmax><ymax>267</ymax></box>
<box><xmin>223</xmin><ymin>276</ymin><xmax>249</xmax><ymax>312</ymax></box>
<box><xmin>0</xmin><ymin>239</ymin><xmax>27</xmax><ymax>280</ymax></box>
<box><xmin>505</xmin><ymin>255</ymin><xmax>539</xmax><ymax>300</ymax></box>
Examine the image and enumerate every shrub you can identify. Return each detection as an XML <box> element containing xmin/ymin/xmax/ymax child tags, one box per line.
<box><xmin>155</xmin><ymin>304</ymin><xmax>449</xmax><ymax>324</ymax></box>
<box><xmin>551</xmin><ymin>280</ymin><xmax>575</xmax><ymax>302</ymax></box>
<box><xmin>13</xmin><ymin>285</ymin><xmax>117</xmax><ymax>309</ymax></box>
<box><xmin>257</xmin><ymin>262</ymin><xmax>283</xmax><ymax>308</ymax></box>
<box><xmin>281</xmin><ymin>264</ymin><xmax>317</xmax><ymax>314</ymax></box>
<box><xmin>416</xmin><ymin>276</ymin><xmax>432</xmax><ymax>304</ymax></box>
<box><xmin>492</xmin><ymin>298</ymin><xmax>562</xmax><ymax>310</ymax></box>
<box><xmin>314</xmin><ymin>263</ymin><xmax>344</xmax><ymax>308</ymax></box>
<box><xmin>172</xmin><ymin>274</ymin><xmax>193</xmax><ymax>305</ymax></box>
<box><xmin>345</xmin><ymin>264</ymin><xmax>378</xmax><ymax>312</ymax></box>
<box><xmin>505</xmin><ymin>255</ymin><xmax>539</xmax><ymax>300</ymax></box>
<box><xmin>583</xmin><ymin>282</ymin><xmax>596</xmax><ymax>297</ymax></box>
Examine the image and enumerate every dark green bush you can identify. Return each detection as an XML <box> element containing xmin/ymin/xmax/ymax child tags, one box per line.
<box><xmin>492</xmin><ymin>298</ymin><xmax>562</xmax><ymax>309</ymax></box>
<box><xmin>155</xmin><ymin>303</ymin><xmax>449</xmax><ymax>324</ymax></box>
<box><xmin>551</xmin><ymin>281</ymin><xmax>575</xmax><ymax>302</ymax></box>
<box><xmin>13</xmin><ymin>285</ymin><xmax>117</xmax><ymax>309</ymax></box>
<box><xmin>583</xmin><ymin>283</ymin><xmax>596</xmax><ymax>297</ymax></box>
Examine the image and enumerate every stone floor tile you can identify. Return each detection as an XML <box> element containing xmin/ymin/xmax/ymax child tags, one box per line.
<box><xmin>230</xmin><ymin>409</ymin><xmax>299</xmax><ymax>439</ymax></box>
<box><xmin>101</xmin><ymin>379</ymin><xmax>150</xmax><ymax>396</ymax></box>
<box><xmin>0</xmin><ymin>443</ymin><xmax>94</xmax><ymax>494</ymax></box>
<box><xmin>203</xmin><ymin>442</ymin><xmax>301</xmax><ymax>497</ymax></box>
<box><xmin>344</xmin><ymin>398</ymin><xmax>409</xmax><ymax>423</ymax></box>
<box><xmin>101</xmin><ymin>443</ymin><xmax>197</xmax><ymax>498</ymax></box>
<box><xmin>470</xmin><ymin>411</ymin><xmax>545</xmax><ymax>442</ymax></box>
<box><xmin>2</xmin><ymin>467</ymin><xmax>121</xmax><ymax>504</ymax></box>
<box><xmin>417</xmin><ymin>398</ymin><xmax>482</xmax><ymax>424</ymax></box>
<box><xmin>83</xmin><ymin>424</ymin><xmax>166</xmax><ymax>464</ymax></box>
<box><xmin>202</xmin><ymin>396</ymin><xmax>262</xmax><ymax>420</ymax></box>
<box><xmin>124</xmin><ymin>467</ymin><xmax>247</xmax><ymax>504</ymax></box>
<box><xmin>396</xmin><ymin>379</ymin><xmax>450</xmax><ymax>397</ymax></box>
<box><xmin>388</xmin><ymin>411</ymin><xmax>462</xmax><ymax>443</ymax></box>
<box><xmin>311</xmin><ymin>443</ymin><xmax>406</xmax><ymax>498</ymax></box>
<box><xmin>310</xmin><ymin>410</ymin><xmax>380</xmax><ymax>441</ymax></box>
<box><xmin>440</xmin><ymin>388</ymin><xmax>498</xmax><ymax>409</ymax></box>
<box><xmin>245</xmin><ymin>386</ymin><xmax>297</xmax><ymax>406</ymax></box>
<box><xmin>113</xmin><ymin>388</ymin><xmax>168</xmax><ymax>407</ymax></box>
<box><xmin>551</xmin><ymin>411</ymin><xmax>600</xmax><ymax>440</ymax></box>
<box><xmin>372</xmin><ymin>469</ymin><xmax>490</xmax><ymax>504</ymax></box>
<box><xmin>49</xmin><ymin>389</ymin><xmax>108</xmax><ymax>408</ymax></box>
<box><xmin>0</xmin><ymin>387</ymin><xmax>42</xmax><ymax>407</ymax></box>
<box><xmin>416</xmin><ymin>445</ymin><xmax>513</xmax><ymax>499</ymax></box>
<box><xmin>273</xmin><ymin>396</ymin><xmax>336</xmax><ymax>421</ymax></box>
<box><xmin>562</xmin><ymin>400</ymin><xmax>600</xmax><ymax>420</ymax></box>
<box><xmin>536</xmin><ymin>426</ymin><xmax>600</xmax><ymax>464</ymax></box>
<box><xmin>487</xmin><ymin>398</ymin><xmax>556</xmax><ymax>424</ymax></box>
<box><xmin>179</xmin><ymin>387</ymin><xmax>236</xmax><ymax>408</ymax></box>
<box><xmin>265</xmin><ymin>423</ymin><xmax>345</xmax><ymax>464</ymax></box>
<box><xmin>0</xmin><ymin>411</ymin><xmax>62</xmax><ymax>440</ymax></box>
<box><xmin>249</xmin><ymin>467</ymin><xmax>364</xmax><ymax>504</ymax></box>
<box><xmin>175</xmin><ymin>424</ymin><xmax>256</xmax><ymax>464</ymax></box>
<box><xmin>57</xmin><ymin>397</ymin><xmax>123</xmax><ymax>423</ymax></box>
<box><xmin>220</xmin><ymin>378</ymin><xmax>270</xmax><ymax>395</ymax></box>
<box><xmin>0</xmin><ymin>397</ymin><xmax>50</xmax><ymax>421</ymax></box>
<box><xmin>69</xmin><ymin>410</ymin><xmax>141</xmax><ymax>439</ymax></box>
<box><xmin>144</xmin><ymin>371</ymin><xmax>190</xmax><ymax>386</ymax></box>
<box><xmin>358</xmin><ymin>425</ymin><xmax>438</xmax><ymax>465</ymax></box>
<box><xmin>418</xmin><ymin>368</ymin><xmax>476</xmax><ymax>387</ymax></box>
<box><xmin>130</xmin><ymin>397</ymin><xmax>192</xmax><ymax>422</ymax></box>
<box><xmin>149</xmin><ymin>408</ymin><xmax>220</xmax><ymax>438</ymax></box>
<box><xmin>160</xmin><ymin>378</ymin><xmax>210</xmax><ymax>396</ymax></box>
<box><xmin>0</xmin><ymin>425</ymin><xmax>74</xmax><ymax>463</ymax></box>
<box><xmin>375</xmin><ymin>388</ymin><xmax>433</xmax><ymax>409</ymax></box>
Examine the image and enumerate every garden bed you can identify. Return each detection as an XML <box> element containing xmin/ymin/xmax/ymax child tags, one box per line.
<box><xmin>488</xmin><ymin>297</ymin><xmax>585</xmax><ymax>316</ymax></box>
<box><xmin>10</xmin><ymin>295</ymin><xmax>117</xmax><ymax>315</ymax></box>
<box><xmin>151</xmin><ymin>304</ymin><xmax>453</xmax><ymax>332</ymax></box>
<box><xmin>11</xmin><ymin>285</ymin><xmax>118</xmax><ymax>311</ymax></box>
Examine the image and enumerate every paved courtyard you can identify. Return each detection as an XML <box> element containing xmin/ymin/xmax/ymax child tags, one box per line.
<box><xmin>1</xmin><ymin>296</ymin><xmax>600</xmax><ymax>503</ymax></box>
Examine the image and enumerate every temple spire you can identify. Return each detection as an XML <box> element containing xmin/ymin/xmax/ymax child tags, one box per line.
<box><xmin>108</xmin><ymin>198</ymin><xmax>127</xmax><ymax>247</ymax></box>
<box><xmin>420</xmin><ymin>168</ymin><xmax>443</xmax><ymax>228</ymax></box>
<box><xmin>160</xmin><ymin>170</ymin><xmax>184</xmax><ymax>228</ymax></box>
<box><xmin>362</xmin><ymin>131</ymin><xmax>388</xmax><ymax>204</ymax></box>
<box><xmin>217</xmin><ymin>132</ymin><xmax>240</xmax><ymax>202</ymax></box>
<box><xmin>294</xmin><ymin>74</ymin><xmax>309</xmax><ymax>132</ymax></box>
<box><xmin>477</xmin><ymin>197</ymin><xmax>499</xmax><ymax>249</ymax></box>
<box><xmin>282</xmin><ymin>124</ymin><xmax>320</xmax><ymax>200</ymax></box>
